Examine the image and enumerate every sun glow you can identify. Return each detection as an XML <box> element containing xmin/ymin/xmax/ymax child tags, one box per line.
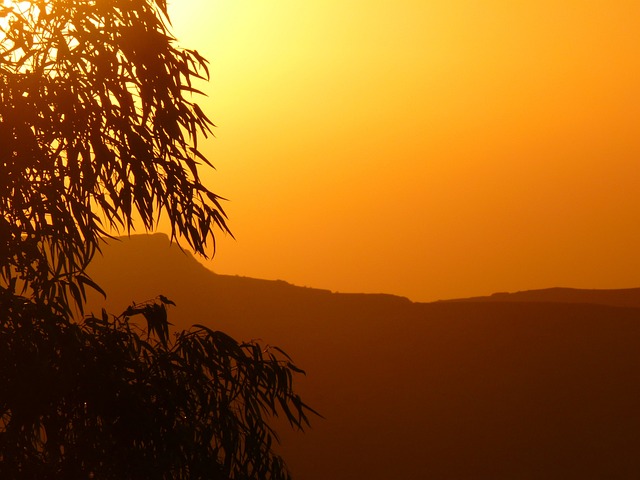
<box><xmin>163</xmin><ymin>0</ymin><xmax>640</xmax><ymax>301</ymax></box>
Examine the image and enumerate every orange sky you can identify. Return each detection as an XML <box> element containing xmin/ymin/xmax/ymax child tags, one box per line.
<box><xmin>163</xmin><ymin>0</ymin><xmax>640</xmax><ymax>302</ymax></box>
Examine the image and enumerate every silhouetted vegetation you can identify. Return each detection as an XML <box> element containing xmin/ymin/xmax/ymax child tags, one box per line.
<box><xmin>0</xmin><ymin>0</ymin><xmax>229</xmax><ymax>316</ymax></box>
<box><xmin>0</xmin><ymin>0</ymin><xmax>315</xmax><ymax>477</ymax></box>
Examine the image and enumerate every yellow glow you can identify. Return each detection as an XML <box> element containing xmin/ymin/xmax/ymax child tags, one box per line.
<box><xmin>164</xmin><ymin>0</ymin><xmax>640</xmax><ymax>301</ymax></box>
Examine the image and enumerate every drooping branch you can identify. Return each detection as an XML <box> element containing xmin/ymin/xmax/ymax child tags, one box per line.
<box><xmin>0</xmin><ymin>0</ymin><xmax>230</xmax><ymax>316</ymax></box>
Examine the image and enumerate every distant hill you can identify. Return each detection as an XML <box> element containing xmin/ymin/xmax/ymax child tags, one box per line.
<box><xmin>86</xmin><ymin>234</ymin><xmax>640</xmax><ymax>480</ymax></box>
<box><xmin>441</xmin><ymin>286</ymin><xmax>640</xmax><ymax>309</ymax></box>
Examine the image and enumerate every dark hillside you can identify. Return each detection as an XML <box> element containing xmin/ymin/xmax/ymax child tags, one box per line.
<box><xmin>441</xmin><ymin>286</ymin><xmax>640</xmax><ymax>308</ymax></box>
<box><xmin>86</xmin><ymin>234</ymin><xmax>640</xmax><ymax>480</ymax></box>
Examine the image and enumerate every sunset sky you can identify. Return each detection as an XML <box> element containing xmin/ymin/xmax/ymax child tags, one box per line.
<box><xmin>164</xmin><ymin>1</ymin><xmax>640</xmax><ymax>302</ymax></box>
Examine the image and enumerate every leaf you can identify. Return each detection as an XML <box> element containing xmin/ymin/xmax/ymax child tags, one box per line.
<box><xmin>286</xmin><ymin>362</ymin><xmax>306</xmax><ymax>375</ymax></box>
<box><xmin>76</xmin><ymin>274</ymin><xmax>106</xmax><ymax>299</ymax></box>
<box><xmin>158</xmin><ymin>294</ymin><xmax>176</xmax><ymax>306</ymax></box>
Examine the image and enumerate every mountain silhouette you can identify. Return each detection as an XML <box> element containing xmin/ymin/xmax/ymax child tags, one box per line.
<box><xmin>441</xmin><ymin>286</ymin><xmax>640</xmax><ymax>309</ymax></box>
<box><xmin>86</xmin><ymin>234</ymin><xmax>640</xmax><ymax>480</ymax></box>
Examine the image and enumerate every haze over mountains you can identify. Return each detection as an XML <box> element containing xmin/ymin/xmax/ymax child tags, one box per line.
<box><xmin>86</xmin><ymin>234</ymin><xmax>640</xmax><ymax>479</ymax></box>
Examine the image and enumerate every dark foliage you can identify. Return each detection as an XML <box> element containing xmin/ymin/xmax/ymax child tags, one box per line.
<box><xmin>0</xmin><ymin>0</ymin><xmax>229</xmax><ymax>316</ymax></box>
<box><xmin>0</xmin><ymin>293</ymin><xmax>316</xmax><ymax>479</ymax></box>
<box><xmin>0</xmin><ymin>0</ymin><xmax>317</xmax><ymax>477</ymax></box>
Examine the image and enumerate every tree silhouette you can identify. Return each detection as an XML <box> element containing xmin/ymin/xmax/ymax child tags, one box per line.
<box><xmin>0</xmin><ymin>0</ymin><xmax>227</xmax><ymax>315</ymax></box>
<box><xmin>0</xmin><ymin>0</ymin><xmax>316</xmax><ymax>478</ymax></box>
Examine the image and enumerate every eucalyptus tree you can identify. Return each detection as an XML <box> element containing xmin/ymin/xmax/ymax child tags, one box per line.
<box><xmin>0</xmin><ymin>0</ymin><xmax>316</xmax><ymax>478</ymax></box>
<box><xmin>0</xmin><ymin>293</ymin><xmax>315</xmax><ymax>479</ymax></box>
<box><xmin>0</xmin><ymin>0</ymin><xmax>226</xmax><ymax>315</ymax></box>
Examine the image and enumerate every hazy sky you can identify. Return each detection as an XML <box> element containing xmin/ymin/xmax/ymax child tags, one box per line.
<box><xmin>163</xmin><ymin>0</ymin><xmax>640</xmax><ymax>302</ymax></box>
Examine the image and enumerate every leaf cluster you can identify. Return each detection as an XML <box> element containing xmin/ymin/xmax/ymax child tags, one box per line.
<box><xmin>0</xmin><ymin>293</ymin><xmax>317</xmax><ymax>479</ymax></box>
<box><xmin>0</xmin><ymin>0</ymin><xmax>229</xmax><ymax>315</ymax></box>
